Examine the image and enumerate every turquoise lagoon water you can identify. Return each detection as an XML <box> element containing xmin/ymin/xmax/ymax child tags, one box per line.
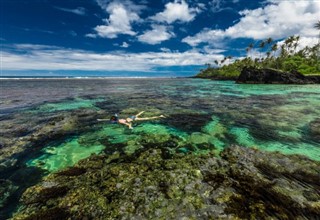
<box><xmin>5</xmin><ymin>79</ymin><xmax>318</xmax><ymax>169</ymax></box>
<box><xmin>1</xmin><ymin>78</ymin><xmax>320</xmax><ymax>218</ymax></box>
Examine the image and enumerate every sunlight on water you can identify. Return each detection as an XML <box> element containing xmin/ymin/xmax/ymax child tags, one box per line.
<box><xmin>33</xmin><ymin>98</ymin><xmax>102</xmax><ymax>112</ymax></box>
<box><xmin>9</xmin><ymin>79</ymin><xmax>319</xmax><ymax>173</ymax></box>
<box><xmin>230</xmin><ymin>127</ymin><xmax>257</xmax><ymax>147</ymax></box>
<box><xmin>26</xmin><ymin>138</ymin><xmax>105</xmax><ymax>172</ymax></box>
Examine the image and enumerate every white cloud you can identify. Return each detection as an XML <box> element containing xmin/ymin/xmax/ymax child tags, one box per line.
<box><xmin>96</xmin><ymin>0</ymin><xmax>146</xmax><ymax>13</ymax></box>
<box><xmin>88</xmin><ymin>1</ymin><xmax>140</xmax><ymax>38</ymax></box>
<box><xmin>2</xmin><ymin>44</ymin><xmax>224</xmax><ymax>72</ymax></box>
<box><xmin>54</xmin><ymin>7</ymin><xmax>86</xmax><ymax>16</ymax></box>
<box><xmin>160</xmin><ymin>48</ymin><xmax>171</xmax><ymax>52</ymax></box>
<box><xmin>183</xmin><ymin>1</ymin><xmax>320</xmax><ymax>46</ymax></box>
<box><xmin>120</xmin><ymin>42</ymin><xmax>129</xmax><ymax>48</ymax></box>
<box><xmin>85</xmin><ymin>33</ymin><xmax>97</xmax><ymax>38</ymax></box>
<box><xmin>183</xmin><ymin>29</ymin><xmax>226</xmax><ymax>47</ymax></box>
<box><xmin>138</xmin><ymin>25</ymin><xmax>175</xmax><ymax>45</ymax></box>
<box><xmin>150</xmin><ymin>0</ymin><xmax>199</xmax><ymax>24</ymax></box>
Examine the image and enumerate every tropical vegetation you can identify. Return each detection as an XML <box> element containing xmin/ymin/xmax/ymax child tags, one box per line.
<box><xmin>196</xmin><ymin>21</ymin><xmax>320</xmax><ymax>79</ymax></box>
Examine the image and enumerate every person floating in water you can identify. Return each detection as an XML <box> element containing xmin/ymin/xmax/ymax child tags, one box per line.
<box><xmin>97</xmin><ymin>111</ymin><xmax>165</xmax><ymax>129</ymax></box>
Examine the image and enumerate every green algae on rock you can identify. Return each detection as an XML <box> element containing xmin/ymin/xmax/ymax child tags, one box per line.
<box><xmin>13</xmin><ymin>146</ymin><xmax>320</xmax><ymax>219</ymax></box>
<box><xmin>0</xmin><ymin>109</ymin><xmax>107</xmax><ymax>161</ymax></box>
<box><xmin>26</xmin><ymin>137</ymin><xmax>105</xmax><ymax>172</ymax></box>
<box><xmin>2</xmin><ymin>79</ymin><xmax>320</xmax><ymax>219</ymax></box>
<box><xmin>31</xmin><ymin>98</ymin><xmax>103</xmax><ymax>113</ymax></box>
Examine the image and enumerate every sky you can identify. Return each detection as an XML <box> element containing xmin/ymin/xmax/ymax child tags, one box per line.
<box><xmin>1</xmin><ymin>0</ymin><xmax>319</xmax><ymax>77</ymax></box>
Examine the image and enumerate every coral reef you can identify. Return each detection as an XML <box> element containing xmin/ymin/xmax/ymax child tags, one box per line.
<box><xmin>2</xmin><ymin>79</ymin><xmax>320</xmax><ymax>219</ymax></box>
<box><xmin>0</xmin><ymin>108</ymin><xmax>106</xmax><ymax>161</ymax></box>
<box><xmin>13</xmin><ymin>145</ymin><xmax>320</xmax><ymax>219</ymax></box>
<box><xmin>0</xmin><ymin>179</ymin><xmax>18</xmax><ymax>209</ymax></box>
<box><xmin>309</xmin><ymin>119</ymin><xmax>320</xmax><ymax>142</ymax></box>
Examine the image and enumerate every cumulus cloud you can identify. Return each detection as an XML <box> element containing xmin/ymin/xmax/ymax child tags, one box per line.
<box><xmin>120</xmin><ymin>42</ymin><xmax>129</xmax><ymax>48</ymax></box>
<box><xmin>138</xmin><ymin>25</ymin><xmax>175</xmax><ymax>45</ymax></box>
<box><xmin>95</xmin><ymin>0</ymin><xmax>145</xmax><ymax>13</ymax></box>
<box><xmin>2</xmin><ymin>44</ymin><xmax>224</xmax><ymax>71</ymax></box>
<box><xmin>183</xmin><ymin>1</ymin><xmax>320</xmax><ymax>46</ymax></box>
<box><xmin>54</xmin><ymin>7</ymin><xmax>86</xmax><ymax>16</ymax></box>
<box><xmin>87</xmin><ymin>1</ymin><xmax>141</xmax><ymax>38</ymax></box>
<box><xmin>150</xmin><ymin>0</ymin><xmax>199</xmax><ymax>24</ymax></box>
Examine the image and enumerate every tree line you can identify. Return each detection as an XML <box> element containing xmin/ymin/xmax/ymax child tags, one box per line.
<box><xmin>197</xmin><ymin>21</ymin><xmax>320</xmax><ymax>78</ymax></box>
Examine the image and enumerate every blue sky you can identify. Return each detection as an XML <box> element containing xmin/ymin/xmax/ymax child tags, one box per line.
<box><xmin>1</xmin><ymin>0</ymin><xmax>319</xmax><ymax>77</ymax></box>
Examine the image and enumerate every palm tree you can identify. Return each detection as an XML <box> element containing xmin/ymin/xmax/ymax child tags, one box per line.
<box><xmin>246</xmin><ymin>43</ymin><xmax>254</xmax><ymax>53</ymax></box>
<box><xmin>314</xmin><ymin>20</ymin><xmax>320</xmax><ymax>43</ymax></box>
<box><xmin>259</xmin><ymin>41</ymin><xmax>266</xmax><ymax>49</ymax></box>
<box><xmin>314</xmin><ymin>21</ymin><xmax>320</xmax><ymax>70</ymax></box>
<box><xmin>271</xmin><ymin>43</ymin><xmax>278</xmax><ymax>57</ymax></box>
<box><xmin>259</xmin><ymin>41</ymin><xmax>266</xmax><ymax>61</ymax></box>
<box><xmin>266</xmin><ymin>37</ymin><xmax>273</xmax><ymax>45</ymax></box>
<box><xmin>205</xmin><ymin>63</ymin><xmax>211</xmax><ymax>68</ymax></box>
<box><xmin>293</xmin><ymin>35</ymin><xmax>300</xmax><ymax>54</ymax></box>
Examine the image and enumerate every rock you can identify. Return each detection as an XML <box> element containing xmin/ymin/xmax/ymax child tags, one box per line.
<box><xmin>12</xmin><ymin>146</ymin><xmax>320</xmax><ymax>219</ymax></box>
<box><xmin>309</xmin><ymin>118</ymin><xmax>320</xmax><ymax>141</ymax></box>
<box><xmin>237</xmin><ymin>67</ymin><xmax>319</xmax><ymax>84</ymax></box>
<box><xmin>188</xmin><ymin>132</ymin><xmax>214</xmax><ymax>150</ymax></box>
<box><xmin>55</xmin><ymin>167</ymin><xmax>87</xmax><ymax>176</ymax></box>
<box><xmin>161</xmin><ymin>113</ymin><xmax>212</xmax><ymax>132</ymax></box>
<box><xmin>18</xmin><ymin>207</ymin><xmax>70</xmax><ymax>220</ymax></box>
<box><xmin>0</xmin><ymin>179</ymin><xmax>18</xmax><ymax>209</ymax></box>
<box><xmin>0</xmin><ymin>109</ymin><xmax>106</xmax><ymax>161</ymax></box>
<box><xmin>21</xmin><ymin>185</ymin><xmax>69</xmax><ymax>204</ymax></box>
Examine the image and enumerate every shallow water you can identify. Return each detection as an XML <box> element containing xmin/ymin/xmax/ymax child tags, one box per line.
<box><xmin>0</xmin><ymin>78</ymin><xmax>320</xmax><ymax>218</ymax></box>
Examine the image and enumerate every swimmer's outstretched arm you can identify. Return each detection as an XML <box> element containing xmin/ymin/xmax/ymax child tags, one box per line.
<box><xmin>97</xmin><ymin>119</ymin><xmax>109</xmax><ymax>122</ymax></box>
<box><xmin>135</xmin><ymin>115</ymin><xmax>165</xmax><ymax>121</ymax></box>
<box><xmin>135</xmin><ymin>111</ymin><xmax>145</xmax><ymax>117</ymax></box>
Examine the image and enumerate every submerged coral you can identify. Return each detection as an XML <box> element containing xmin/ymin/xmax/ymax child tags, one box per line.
<box><xmin>13</xmin><ymin>146</ymin><xmax>320</xmax><ymax>219</ymax></box>
<box><xmin>0</xmin><ymin>179</ymin><xmax>18</xmax><ymax>209</ymax></box>
<box><xmin>309</xmin><ymin>119</ymin><xmax>320</xmax><ymax>142</ymax></box>
<box><xmin>2</xmin><ymin>79</ymin><xmax>320</xmax><ymax>219</ymax></box>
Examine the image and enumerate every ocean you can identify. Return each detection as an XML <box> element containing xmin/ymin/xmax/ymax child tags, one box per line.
<box><xmin>1</xmin><ymin>78</ymin><xmax>320</xmax><ymax>218</ymax></box>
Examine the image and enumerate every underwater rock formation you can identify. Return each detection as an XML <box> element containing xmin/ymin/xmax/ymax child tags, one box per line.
<box><xmin>13</xmin><ymin>145</ymin><xmax>320</xmax><ymax>219</ymax></box>
<box><xmin>0</xmin><ymin>179</ymin><xmax>18</xmax><ymax>209</ymax></box>
<box><xmin>0</xmin><ymin>109</ymin><xmax>107</xmax><ymax>161</ymax></box>
<box><xmin>161</xmin><ymin>113</ymin><xmax>212</xmax><ymax>133</ymax></box>
<box><xmin>237</xmin><ymin>67</ymin><xmax>320</xmax><ymax>84</ymax></box>
<box><xmin>309</xmin><ymin>119</ymin><xmax>320</xmax><ymax>142</ymax></box>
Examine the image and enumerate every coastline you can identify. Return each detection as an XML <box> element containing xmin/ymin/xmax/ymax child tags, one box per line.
<box><xmin>193</xmin><ymin>67</ymin><xmax>320</xmax><ymax>84</ymax></box>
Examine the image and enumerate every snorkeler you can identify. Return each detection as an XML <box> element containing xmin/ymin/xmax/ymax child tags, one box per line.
<box><xmin>97</xmin><ymin>111</ymin><xmax>165</xmax><ymax>129</ymax></box>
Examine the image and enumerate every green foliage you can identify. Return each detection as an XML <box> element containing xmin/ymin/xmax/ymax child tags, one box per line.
<box><xmin>196</xmin><ymin>35</ymin><xmax>320</xmax><ymax>79</ymax></box>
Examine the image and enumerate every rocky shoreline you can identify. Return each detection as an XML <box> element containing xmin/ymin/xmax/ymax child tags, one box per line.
<box><xmin>12</xmin><ymin>145</ymin><xmax>320</xmax><ymax>219</ymax></box>
<box><xmin>237</xmin><ymin>67</ymin><xmax>320</xmax><ymax>84</ymax></box>
<box><xmin>194</xmin><ymin>67</ymin><xmax>320</xmax><ymax>84</ymax></box>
